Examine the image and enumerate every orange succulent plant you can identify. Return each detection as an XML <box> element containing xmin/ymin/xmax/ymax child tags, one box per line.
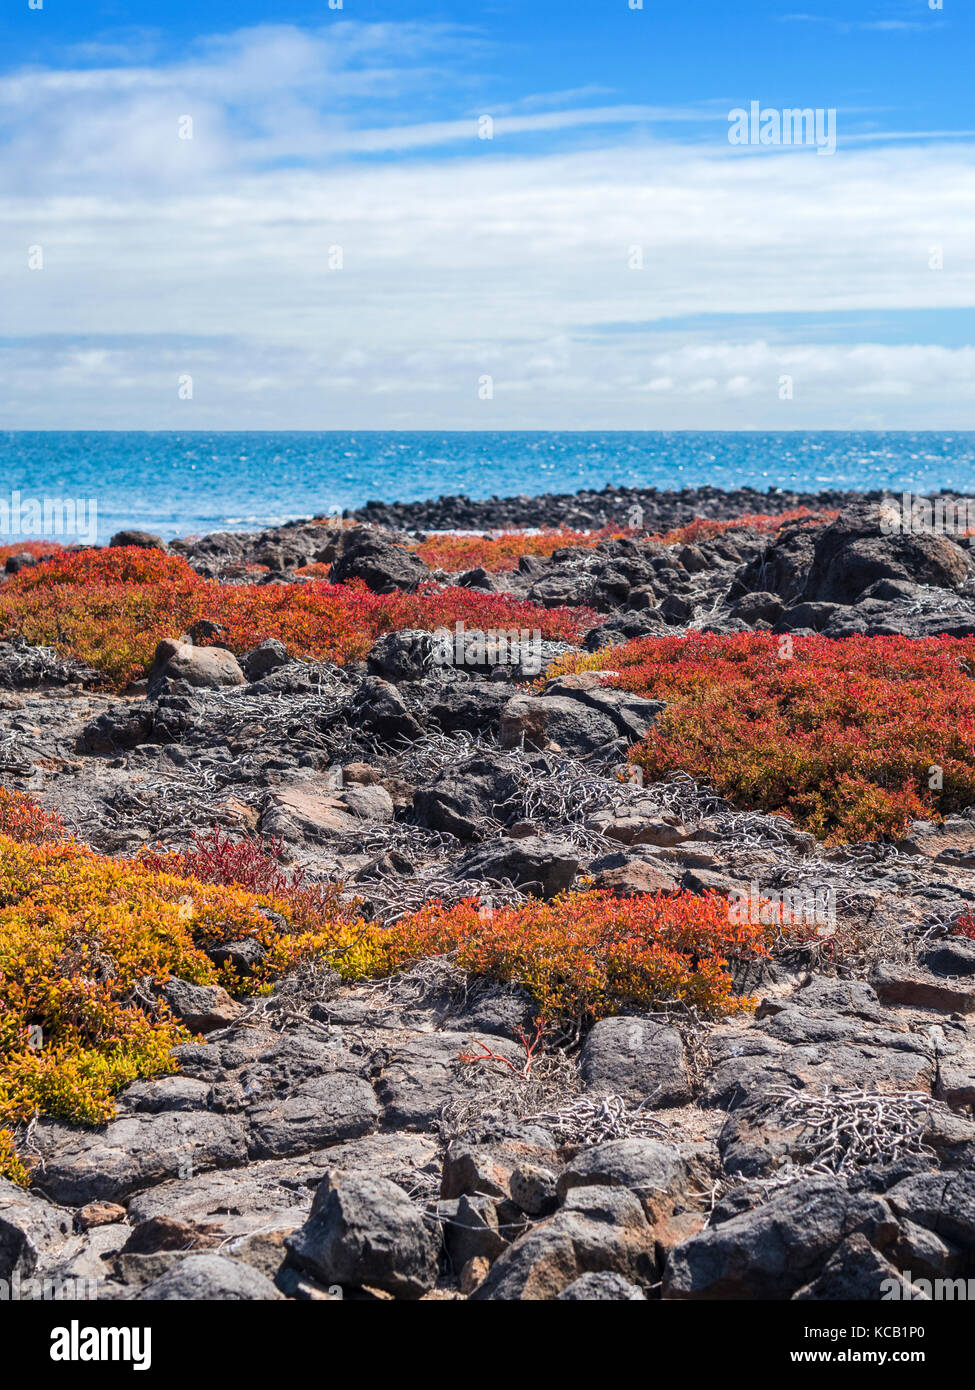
<box><xmin>547</xmin><ymin>631</ymin><xmax>975</xmax><ymax>842</ymax></box>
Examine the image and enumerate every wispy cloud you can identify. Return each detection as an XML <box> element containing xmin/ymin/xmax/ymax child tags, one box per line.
<box><xmin>778</xmin><ymin>12</ymin><xmax>938</xmax><ymax>33</ymax></box>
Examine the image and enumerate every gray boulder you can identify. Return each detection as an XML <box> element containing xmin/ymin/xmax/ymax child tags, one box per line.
<box><xmin>367</xmin><ymin>630</ymin><xmax>438</xmax><ymax>682</ymax></box>
<box><xmin>4</xmin><ymin>551</ymin><xmax>41</xmax><ymax>573</ymax></box>
<box><xmin>792</xmin><ymin>1234</ymin><xmax>915</xmax><ymax>1300</ymax></box>
<box><xmin>126</xmin><ymin>1134</ymin><xmax>438</xmax><ymax>1243</ymax></box>
<box><xmin>728</xmin><ymin>592</ymin><xmax>785</xmax><ymax>625</ymax></box>
<box><xmin>26</xmin><ymin>1111</ymin><xmax>250</xmax><ymax>1205</ymax></box>
<box><xmin>0</xmin><ymin>1180</ymin><xmax>72</xmax><ymax>1279</ymax></box>
<box><xmin>557</xmin><ymin>1271</ymin><xmax>647</xmax><ymax>1300</ymax></box>
<box><xmin>704</xmin><ymin>1006</ymin><xmax>936</xmax><ymax>1115</ymax></box>
<box><xmin>500</xmin><ymin>693</ymin><xmax>619</xmax><ymax>755</ymax></box>
<box><xmin>246</xmin><ymin>1071</ymin><xmax>380</xmax><ymax>1159</ymax></box>
<box><xmin>161</xmin><ymin>978</ymin><xmax>242</xmax><ymax>1033</ymax></box>
<box><xmin>377</xmin><ymin>1032</ymin><xmax>525</xmax><ymax>1132</ymax></box>
<box><xmin>149</xmin><ymin>639</ymin><xmax>245</xmax><ymax>693</ymax></box>
<box><xmin>208</xmin><ymin>938</ymin><xmax>267</xmax><ymax>975</ymax></box>
<box><xmin>110</xmin><ymin>530</ymin><xmax>165</xmax><ymax>549</ymax></box>
<box><xmin>736</xmin><ymin>524</ymin><xmax>820</xmax><ymax>605</ymax></box>
<box><xmin>663</xmin><ymin>1178</ymin><xmax>898</xmax><ymax>1299</ymax></box>
<box><xmin>427</xmin><ymin>682</ymin><xmax>513</xmax><ymax>735</ymax></box>
<box><xmin>286</xmin><ymin>1173</ymin><xmax>438</xmax><ymax>1299</ymax></box>
<box><xmin>242</xmin><ymin>638</ymin><xmax>290</xmax><ymax>681</ymax></box>
<box><xmin>509</xmin><ymin>1164</ymin><xmax>558</xmax><ymax>1218</ymax></box>
<box><xmin>329</xmin><ymin>528</ymin><xmax>431</xmax><ymax>593</ymax></box>
<box><xmin>336</xmin><ymin>783</ymin><xmax>395</xmax><ymax>822</ymax></box>
<box><xmin>412</xmin><ymin>757</ymin><xmax>520</xmax><ymax>840</ymax></box>
<box><xmin>579</xmin><ymin>1016</ymin><xmax>693</xmax><ymax>1106</ymax></box>
<box><xmin>440</xmin><ymin>1139</ymin><xmax>560</xmax><ymax>1204</ymax></box>
<box><xmin>885</xmin><ymin>1172</ymin><xmax>975</xmax><ymax>1253</ymax></box>
<box><xmin>441</xmin><ymin>1193</ymin><xmax>508</xmax><ymax>1268</ymax></box>
<box><xmin>802</xmin><ymin>506</ymin><xmax>969</xmax><ymax>604</ymax></box>
<box><xmin>351</xmin><ymin>677</ymin><xmax>424</xmax><ymax>744</ymax></box>
<box><xmin>120</xmin><ymin>1076</ymin><xmax>211</xmax><ymax>1113</ymax></box>
<box><xmin>920</xmin><ymin>939</ymin><xmax>975</xmax><ymax>978</ymax></box>
<box><xmin>557</xmin><ymin>1139</ymin><xmax>686</xmax><ymax>1223</ymax></box>
<box><xmin>541</xmin><ymin>673</ymin><xmax>664</xmax><ymax>741</ymax></box>
<box><xmin>139</xmin><ymin>1253</ymin><xmax>283</xmax><ymax>1300</ymax></box>
<box><xmin>471</xmin><ymin>1185</ymin><xmax>656</xmax><ymax>1300</ymax></box>
<box><xmin>451</xmin><ymin>836</ymin><xmax>579</xmax><ymax>899</ymax></box>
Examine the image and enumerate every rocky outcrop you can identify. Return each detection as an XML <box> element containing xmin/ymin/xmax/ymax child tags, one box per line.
<box><xmin>328</xmin><ymin>528</ymin><xmax>431</xmax><ymax>594</ymax></box>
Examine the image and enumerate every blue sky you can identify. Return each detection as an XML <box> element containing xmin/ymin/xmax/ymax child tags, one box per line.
<box><xmin>1</xmin><ymin>0</ymin><xmax>972</xmax><ymax>428</ymax></box>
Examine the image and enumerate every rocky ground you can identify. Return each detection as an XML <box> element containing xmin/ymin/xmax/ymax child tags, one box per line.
<box><xmin>5</xmin><ymin>485</ymin><xmax>975</xmax><ymax>1301</ymax></box>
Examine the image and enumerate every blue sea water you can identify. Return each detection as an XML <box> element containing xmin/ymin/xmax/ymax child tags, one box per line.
<box><xmin>1</xmin><ymin>431</ymin><xmax>974</xmax><ymax>545</ymax></box>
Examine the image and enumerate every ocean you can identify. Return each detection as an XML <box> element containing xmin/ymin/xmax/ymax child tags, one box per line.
<box><xmin>2</xmin><ymin>431</ymin><xmax>974</xmax><ymax>545</ymax></box>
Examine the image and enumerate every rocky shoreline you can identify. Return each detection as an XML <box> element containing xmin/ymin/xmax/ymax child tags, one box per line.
<box><xmin>5</xmin><ymin>484</ymin><xmax>975</xmax><ymax>1302</ymax></box>
<box><xmin>347</xmin><ymin>482</ymin><xmax>879</xmax><ymax>534</ymax></box>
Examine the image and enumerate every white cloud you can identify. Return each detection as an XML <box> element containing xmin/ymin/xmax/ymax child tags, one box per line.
<box><xmin>0</xmin><ymin>21</ymin><xmax>973</xmax><ymax>427</ymax></box>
